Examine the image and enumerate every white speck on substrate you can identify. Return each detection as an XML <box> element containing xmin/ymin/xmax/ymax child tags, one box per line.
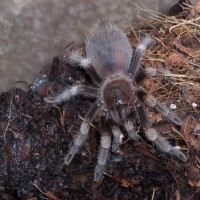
<box><xmin>170</xmin><ymin>104</ymin><xmax>177</xmax><ymax>110</ymax></box>
<box><xmin>192</xmin><ymin>102</ymin><xmax>197</xmax><ymax>108</ymax></box>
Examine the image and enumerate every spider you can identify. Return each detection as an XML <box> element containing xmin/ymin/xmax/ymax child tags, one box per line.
<box><xmin>44</xmin><ymin>25</ymin><xmax>187</xmax><ymax>182</ymax></box>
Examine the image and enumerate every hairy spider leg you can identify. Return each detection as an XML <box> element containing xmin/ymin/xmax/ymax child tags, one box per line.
<box><xmin>144</xmin><ymin>94</ymin><xmax>183</xmax><ymax>126</ymax></box>
<box><xmin>137</xmin><ymin>105</ymin><xmax>187</xmax><ymax>162</ymax></box>
<box><xmin>68</xmin><ymin>51</ymin><xmax>102</xmax><ymax>85</ymax></box>
<box><xmin>94</xmin><ymin>115</ymin><xmax>111</xmax><ymax>182</ymax></box>
<box><xmin>111</xmin><ymin>125</ymin><xmax>123</xmax><ymax>152</ymax></box>
<box><xmin>44</xmin><ymin>85</ymin><xmax>98</xmax><ymax>103</ymax></box>
<box><xmin>123</xmin><ymin>117</ymin><xmax>140</xmax><ymax>141</ymax></box>
<box><xmin>128</xmin><ymin>35</ymin><xmax>154</xmax><ymax>78</ymax></box>
<box><xmin>111</xmin><ymin>115</ymin><xmax>139</xmax><ymax>153</ymax></box>
<box><xmin>64</xmin><ymin>101</ymin><xmax>101</xmax><ymax>165</ymax></box>
<box><xmin>144</xmin><ymin>67</ymin><xmax>172</xmax><ymax>77</ymax></box>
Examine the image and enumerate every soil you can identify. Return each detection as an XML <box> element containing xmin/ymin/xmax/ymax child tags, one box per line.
<box><xmin>0</xmin><ymin>2</ymin><xmax>199</xmax><ymax>200</ymax></box>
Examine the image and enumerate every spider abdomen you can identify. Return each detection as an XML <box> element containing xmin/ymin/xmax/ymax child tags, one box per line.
<box><xmin>86</xmin><ymin>25</ymin><xmax>133</xmax><ymax>79</ymax></box>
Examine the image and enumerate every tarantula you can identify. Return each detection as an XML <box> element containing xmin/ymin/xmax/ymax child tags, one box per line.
<box><xmin>44</xmin><ymin>25</ymin><xmax>187</xmax><ymax>182</ymax></box>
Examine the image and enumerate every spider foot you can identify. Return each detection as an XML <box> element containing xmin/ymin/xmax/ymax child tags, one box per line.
<box><xmin>64</xmin><ymin>146</ymin><xmax>79</xmax><ymax>165</ymax></box>
<box><xmin>169</xmin><ymin>146</ymin><xmax>187</xmax><ymax>162</ymax></box>
<box><xmin>94</xmin><ymin>164</ymin><xmax>104</xmax><ymax>182</ymax></box>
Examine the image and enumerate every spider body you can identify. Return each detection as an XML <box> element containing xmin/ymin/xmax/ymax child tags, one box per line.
<box><xmin>44</xmin><ymin>25</ymin><xmax>187</xmax><ymax>182</ymax></box>
<box><xmin>101</xmin><ymin>74</ymin><xmax>134</xmax><ymax>115</ymax></box>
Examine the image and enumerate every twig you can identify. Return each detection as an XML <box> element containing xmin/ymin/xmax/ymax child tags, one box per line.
<box><xmin>3</xmin><ymin>98</ymin><xmax>13</xmax><ymax>138</ymax></box>
<box><xmin>32</xmin><ymin>181</ymin><xmax>59</xmax><ymax>200</ymax></box>
<box><xmin>151</xmin><ymin>188</ymin><xmax>156</xmax><ymax>200</ymax></box>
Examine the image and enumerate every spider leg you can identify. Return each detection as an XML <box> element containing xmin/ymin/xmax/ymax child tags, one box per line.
<box><xmin>144</xmin><ymin>66</ymin><xmax>175</xmax><ymax>85</ymax></box>
<box><xmin>144</xmin><ymin>67</ymin><xmax>172</xmax><ymax>77</ymax></box>
<box><xmin>124</xmin><ymin>119</ymin><xmax>140</xmax><ymax>141</ymax></box>
<box><xmin>68</xmin><ymin>51</ymin><xmax>102</xmax><ymax>85</ymax></box>
<box><xmin>64</xmin><ymin>101</ymin><xmax>101</xmax><ymax>165</ymax></box>
<box><xmin>111</xmin><ymin>125</ymin><xmax>123</xmax><ymax>152</ymax></box>
<box><xmin>94</xmin><ymin>115</ymin><xmax>111</xmax><ymax>182</ymax></box>
<box><xmin>44</xmin><ymin>85</ymin><xmax>98</xmax><ymax>103</ymax></box>
<box><xmin>111</xmin><ymin>113</ymin><xmax>140</xmax><ymax>153</ymax></box>
<box><xmin>144</xmin><ymin>94</ymin><xmax>182</xmax><ymax>126</ymax></box>
<box><xmin>128</xmin><ymin>35</ymin><xmax>153</xmax><ymax>77</ymax></box>
<box><xmin>137</xmin><ymin>104</ymin><xmax>187</xmax><ymax>162</ymax></box>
